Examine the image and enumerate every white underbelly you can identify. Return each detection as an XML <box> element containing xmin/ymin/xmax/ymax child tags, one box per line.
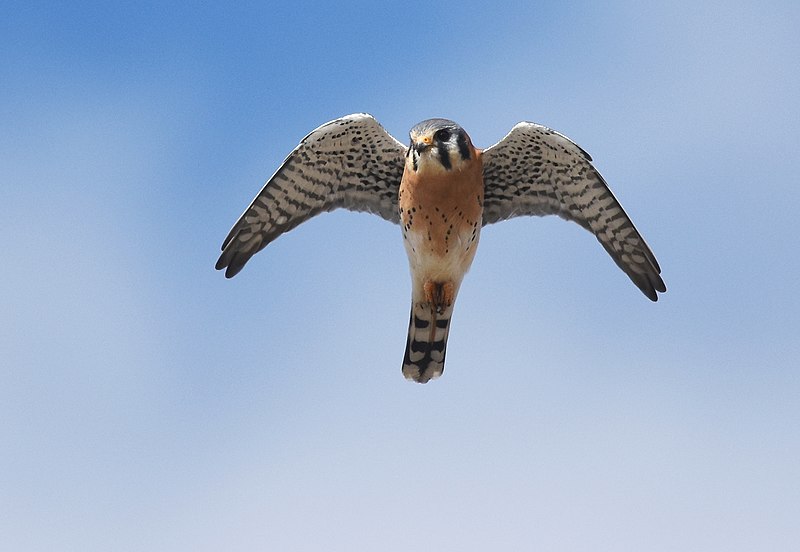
<box><xmin>403</xmin><ymin>226</ymin><xmax>481</xmax><ymax>286</ymax></box>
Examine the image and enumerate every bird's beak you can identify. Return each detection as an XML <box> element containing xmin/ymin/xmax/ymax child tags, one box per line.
<box><xmin>413</xmin><ymin>134</ymin><xmax>433</xmax><ymax>153</ymax></box>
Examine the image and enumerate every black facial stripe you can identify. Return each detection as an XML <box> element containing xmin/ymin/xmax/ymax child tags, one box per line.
<box><xmin>457</xmin><ymin>133</ymin><xmax>471</xmax><ymax>160</ymax></box>
<box><xmin>412</xmin><ymin>151</ymin><xmax>418</xmax><ymax>172</ymax></box>
<box><xmin>437</xmin><ymin>145</ymin><xmax>452</xmax><ymax>170</ymax></box>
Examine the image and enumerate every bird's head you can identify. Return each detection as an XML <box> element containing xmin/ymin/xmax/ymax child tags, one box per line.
<box><xmin>407</xmin><ymin>118</ymin><xmax>474</xmax><ymax>174</ymax></box>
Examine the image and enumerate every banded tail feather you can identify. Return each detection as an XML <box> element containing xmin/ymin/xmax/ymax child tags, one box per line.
<box><xmin>402</xmin><ymin>302</ymin><xmax>454</xmax><ymax>383</ymax></box>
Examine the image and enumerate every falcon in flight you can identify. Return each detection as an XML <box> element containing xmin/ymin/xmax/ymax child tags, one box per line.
<box><xmin>216</xmin><ymin>114</ymin><xmax>665</xmax><ymax>383</ymax></box>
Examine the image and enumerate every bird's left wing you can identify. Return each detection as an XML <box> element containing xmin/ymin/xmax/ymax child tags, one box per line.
<box><xmin>216</xmin><ymin>113</ymin><xmax>407</xmax><ymax>278</ymax></box>
<box><xmin>481</xmin><ymin>122</ymin><xmax>666</xmax><ymax>300</ymax></box>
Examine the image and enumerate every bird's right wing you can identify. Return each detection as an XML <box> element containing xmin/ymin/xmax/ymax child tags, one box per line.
<box><xmin>481</xmin><ymin>122</ymin><xmax>665</xmax><ymax>300</ymax></box>
<box><xmin>216</xmin><ymin>113</ymin><xmax>407</xmax><ymax>278</ymax></box>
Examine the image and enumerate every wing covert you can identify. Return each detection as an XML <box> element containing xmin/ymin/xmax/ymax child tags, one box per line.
<box><xmin>216</xmin><ymin>113</ymin><xmax>406</xmax><ymax>278</ymax></box>
<box><xmin>481</xmin><ymin>122</ymin><xmax>666</xmax><ymax>300</ymax></box>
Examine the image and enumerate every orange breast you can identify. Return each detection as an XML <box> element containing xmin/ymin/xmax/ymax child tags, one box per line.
<box><xmin>399</xmin><ymin>151</ymin><xmax>484</xmax><ymax>259</ymax></box>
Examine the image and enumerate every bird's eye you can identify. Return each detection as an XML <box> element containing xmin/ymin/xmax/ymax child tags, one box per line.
<box><xmin>435</xmin><ymin>129</ymin><xmax>451</xmax><ymax>142</ymax></box>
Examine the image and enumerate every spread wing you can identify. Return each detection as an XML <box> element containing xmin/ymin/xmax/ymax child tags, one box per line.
<box><xmin>481</xmin><ymin>122</ymin><xmax>666</xmax><ymax>301</ymax></box>
<box><xmin>216</xmin><ymin>113</ymin><xmax>406</xmax><ymax>277</ymax></box>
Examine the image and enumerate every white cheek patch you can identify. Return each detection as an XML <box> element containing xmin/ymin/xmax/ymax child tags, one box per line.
<box><xmin>415</xmin><ymin>148</ymin><xmax>469</xmax><ymax>175</ymax></box>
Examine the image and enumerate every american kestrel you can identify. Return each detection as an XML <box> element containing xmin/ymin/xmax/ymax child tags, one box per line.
<box><xmin>216</xmin><ymin>114</ymin><xmax>665</xmax><ymax>383</ymax></box>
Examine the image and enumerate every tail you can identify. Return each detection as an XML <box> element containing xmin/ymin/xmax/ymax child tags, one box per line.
<box><xmin>402</xmin><ymin>302</ymin><xmax>454</xmax><ymax>383</ymax></box>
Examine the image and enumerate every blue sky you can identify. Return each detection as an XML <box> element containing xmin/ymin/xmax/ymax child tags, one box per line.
<box><xmin>2</xmin><ymin>1</ymin><xmax>799</xmax><ymax>550</ymax></box>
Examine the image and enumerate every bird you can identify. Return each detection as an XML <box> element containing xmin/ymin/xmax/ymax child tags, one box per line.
<box><xmin>216</xmin><ymin>113</ymin><xmax>665</xmax><ymax>383</ymax></box>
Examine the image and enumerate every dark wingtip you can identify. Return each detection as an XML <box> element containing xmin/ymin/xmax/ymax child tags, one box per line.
<box><xmin>642</xmin><ymin>274</ymin><xmax>667</xmax><ymax>302</ymax></box>
<box><xmin>215</xmin><ymin>246</ymin><xmax>248</xmax><ymax>278</ymax></box>
<box><xmin>222</xmin><ymin>252</ymin><xmax>248</xmax><ymax>278</ymax></box>
<box><xmin>224</xmin><ymin>265</ymin><xmax>243</xmax><ymax>278</ymax></box>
